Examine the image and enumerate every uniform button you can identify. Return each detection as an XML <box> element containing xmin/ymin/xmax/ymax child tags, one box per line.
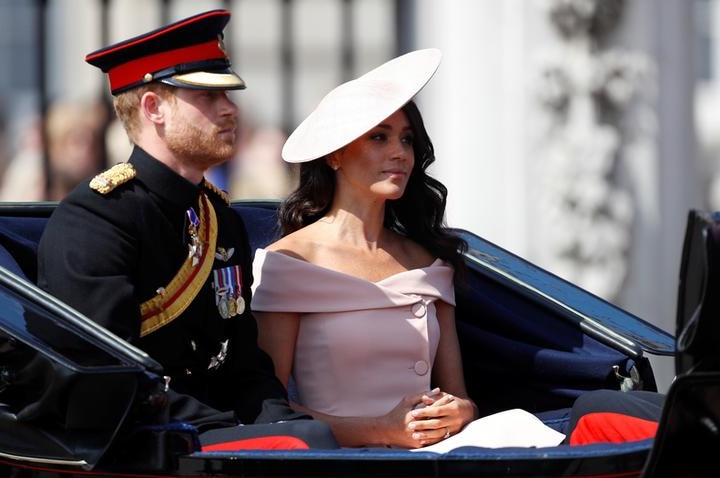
<box><xmin>411</xmin><ymin>302</ymin><xmax>426</xmax><ymax>317</ymax></box>
<box><xmin>413</xmin><ymin>360</ymin><xmax>429</xmax><ymax>375</ymax></box>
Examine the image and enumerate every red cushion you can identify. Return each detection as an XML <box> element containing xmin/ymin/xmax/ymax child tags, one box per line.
<box><xmin>569</xmin><ymin>412</ymin><xmax>658</xmax><ymax>446</ymax></box>
<box><xmin>201</xmin><ymin>435</ymin><xmax>310</xmax><ymax>451</ymax></box>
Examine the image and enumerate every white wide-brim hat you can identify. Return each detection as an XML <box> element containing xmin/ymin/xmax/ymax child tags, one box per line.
<box><xmin>281</xmin><ymin>48</ymin><xmax>442</xmax><ymax>163</ymax></box>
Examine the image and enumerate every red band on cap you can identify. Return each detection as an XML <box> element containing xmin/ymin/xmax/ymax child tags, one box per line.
<box><xmin>107</xmin><ymin>39</ymin><xmax>227</xmax><ymax>92</ymax></box>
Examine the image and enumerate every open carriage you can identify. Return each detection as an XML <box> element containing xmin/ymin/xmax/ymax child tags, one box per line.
<box><xmin>0</xmin><ymin>200</ymin><xmax>713</xmax><ymax>477</ymax></box>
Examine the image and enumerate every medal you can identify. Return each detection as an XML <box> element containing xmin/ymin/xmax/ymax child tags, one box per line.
<box><xmin>235</xmin><ymin>295</ymin><xmax>245</xmax><ymax>315</ymax></box>
<box><xmin>186</xmin><ymin>207</ymin><xmax>202</xmax><ymax>266</ymax></box>
<box><xmin>227</xmin><ymin>296</ymin><xmax>237</xmax><ymax>316</ymax></box>
<box><xmin>218</xmin><ymin>298</ymin><xmax>230</xmax><ymax>319</ymax></box>
<box><xmin>212</xmin><ymin>265</ymin><xmax>244</xmax><ymax>318</ymax></box>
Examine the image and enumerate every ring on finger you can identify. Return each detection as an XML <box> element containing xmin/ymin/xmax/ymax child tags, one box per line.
<box><xmin>444</xmin><ymin>427</ymin><xmax>451</xmax><ymax>439</ymax></box>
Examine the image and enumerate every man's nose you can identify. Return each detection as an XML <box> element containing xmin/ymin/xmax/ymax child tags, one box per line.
<box><xmin>220</xmin><ymin>93</ymin><xmax>239</xmax><ymax>116</ymax></box>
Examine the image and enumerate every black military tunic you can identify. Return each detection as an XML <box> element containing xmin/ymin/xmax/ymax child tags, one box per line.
<box><xmin>37</xmin><ymin>146</ymin><xmax>288</xmax><ymax>426</ymax></box>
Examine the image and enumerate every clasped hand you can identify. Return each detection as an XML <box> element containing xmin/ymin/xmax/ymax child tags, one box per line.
<box><xmin>385</xmin><ymin>388</ymin><xmax>476</xmax><ymax>448</ymax></box>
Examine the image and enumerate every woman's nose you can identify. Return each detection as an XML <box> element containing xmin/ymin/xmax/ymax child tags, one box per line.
<box><xmin>391</xmin><ymin>139</ymin><xmax>411</xmax><ymax>160</ymax></box>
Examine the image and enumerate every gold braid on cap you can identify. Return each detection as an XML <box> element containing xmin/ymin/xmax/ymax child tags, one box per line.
<box><xmin>90</xmin><ymin>163</ymin><xmax>136</xmax><ymax>194</ymax></box>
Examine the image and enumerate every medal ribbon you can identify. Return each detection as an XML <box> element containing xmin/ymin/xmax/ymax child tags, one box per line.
<box><xmin>212</xmin><ymin>268</ymin><xmax>226</xmax><ymax>305</ymax></box>
<box><xmin>223</xmin><ymin>266</ymin><xmax>235</xmax><ymax>297</ymax></box>
<box><xmin>232</xmin><ymin>264</ymin><xmax>243</xmax><ymax>290</ymax></box>
<box><xmin>231</xmin><ymin>265</ymin><xmax>245</xmax><ymax>315</ymax></box>
<box><xmin>186</xmin><ymin>207</ymin><xmax>200</xmax><ymax>229</ymax></box>
<box><xmin>139</xmin><ymin>192</ymin><xmax>218</xmax><ymax>337</ymax></box>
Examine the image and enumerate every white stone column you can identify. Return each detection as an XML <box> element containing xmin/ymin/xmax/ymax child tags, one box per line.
<box><xmin>616</xmin><ymin>0</ymin><xmax>702</xmax><ymax>391</ymax></box>
<box><xmin>414</xmin><ymin>0</ymin><xmax>700</xmax><ymax>393</ymax></box>
<box><xmin>413</xmin><ymin>0</ymin><xmax>532</xmax><ymax>255</ymax></box>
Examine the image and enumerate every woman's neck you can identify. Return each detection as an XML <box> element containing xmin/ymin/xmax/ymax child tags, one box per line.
<box><xmin>320</xmin><ymin>203</ymin><xmax>387</xmax><ymax>251</ymax></box>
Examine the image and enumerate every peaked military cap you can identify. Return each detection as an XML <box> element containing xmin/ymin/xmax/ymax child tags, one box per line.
<box><xmin>85</xmin><ymin>9</ymin><xmax>245</xmax><ymax>95</ymax></box>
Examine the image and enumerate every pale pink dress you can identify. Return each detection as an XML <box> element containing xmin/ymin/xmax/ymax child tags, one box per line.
<box><xmin>251</xmin><ymin>248</ymin><xmax>455</xmax><ymax>418</ymax></box>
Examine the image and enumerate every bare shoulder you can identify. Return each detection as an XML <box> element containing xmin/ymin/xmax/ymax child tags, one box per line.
<box><xmin>396</xmin><ymin>234</ymin><xmax>436</xmax><ymax>268</ymax></box>
<box><xmin>264</xmin><ymin>226</ymin><xmax>319</xmax><ymax>261</ymax></box>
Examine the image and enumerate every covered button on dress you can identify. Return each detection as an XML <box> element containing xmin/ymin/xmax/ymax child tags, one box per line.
<box><xmin>251</xmin><ymin>248</ymin><xmax>455</xmax><ymax>418</ymax></box>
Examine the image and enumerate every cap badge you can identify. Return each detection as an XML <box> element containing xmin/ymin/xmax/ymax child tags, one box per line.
<box><xmin>217</xmin><ymin>35</ymin><xmax>228</xmax><ymax>57</ymax></box>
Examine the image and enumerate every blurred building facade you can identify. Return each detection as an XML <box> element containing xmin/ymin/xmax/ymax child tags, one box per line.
<box><xmin>0</xmin><ymin>0</ymin><xmax>718</xmax><ymax>391</ymax></box>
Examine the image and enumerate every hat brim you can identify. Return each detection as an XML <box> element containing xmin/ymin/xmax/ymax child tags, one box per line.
<box><xmin>161</xmin><ymin>70</ymin><xmax>246</xmax><ymax>90</ymax></box>
<box><xmin>282</xmin><ymin>48</ymin><xmax>441</xmax><ymax>164</ymax></box>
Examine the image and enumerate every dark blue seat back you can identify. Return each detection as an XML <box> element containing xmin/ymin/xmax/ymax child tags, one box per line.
<box><xmin>0</xmin><ymin>215</ymin><xmax>47</xmax><ymax>281</ymax></box>
<box><xmin>0</xmin><ymin>201</ymin><xmax>660</xmax><ymax>421</ymax></box>
<box><xmin>0</xmin><ymin>203</ymin><xmax>281</xmax><ymax>282</ymax></box>
<box><xmin>233</xmin><ymin>202</ymin><xmax>283</xmax><ymax>253</ymax></box>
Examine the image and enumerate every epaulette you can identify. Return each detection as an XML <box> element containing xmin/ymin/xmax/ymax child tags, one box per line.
<box><xmin>90</xmin><ymin>163</ymin><xmax>136</xmax><ymax>194</ymax></box>
<box><xmin>204</xmin><ymin>180</ymin><xmax>230</xmax><ymax>205</ymax></box>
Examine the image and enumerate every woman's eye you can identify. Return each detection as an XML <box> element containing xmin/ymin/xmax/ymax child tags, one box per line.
<box><xmin>402</xmin><ymin>135</ymin><xmax>415</xmax><ymax>145</ymax></box>
<box><xmin>370</xmin><ymin>133</ymin><xmax>386</xmax><ymax>141</ymax></box>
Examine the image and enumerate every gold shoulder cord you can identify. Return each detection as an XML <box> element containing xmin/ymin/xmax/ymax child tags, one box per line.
<box><xmin>90</xmin><ymin>163</ymin><xmax>136</xmax><ymax>194</ymax></box>
<box><xmin>139</xmin><ymin>192</ymin><xmax>218</xmax><ymax>337</ymax></box>
<box><xmin>204</xmin><ymin>180</ymin><xmax>230</xmax><ymax>205</ymax></box>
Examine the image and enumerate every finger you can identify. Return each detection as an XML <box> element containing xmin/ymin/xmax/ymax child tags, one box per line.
<box><xmin>408</xmin><ymin>417</ymin><xmax>443</xmax><ymax>432</ymax></box>
<box><xmin>403</xmin><ymin>392</ymin><xmax>431</xmax><ymax>410</ymax></box>
<box><xmin>411</xmin><ymin>406</ymin><xmax>439</xmax><ymax>420</ymax></box>
<box><xmin>424</xmin><ymin>388</ymin><xmax>441</xmax><ymax>399</ymax></box>
<box><xmin>429</xmin><ymin>393</ymin><xmax>455</xmax><ymax>407</ymax></box>
<box><xmin>411</xmin><ymin>400</ymin><xmax>453</xmax><ymax>420</ymax></box>
<box><xmin>411</xmin><ymin>425</ymin><xmax>451</xmax><ymax>445</ymax></box>
<box><xmin>418</xmin><ymin>388</ymin><xmax>441</xmax><ymax>405</ymax></box>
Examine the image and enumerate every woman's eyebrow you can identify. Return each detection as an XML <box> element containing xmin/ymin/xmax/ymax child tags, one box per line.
<box><xmin>373</xmin><ymin>123</ymin><xmax>411</xmax><ymax>132</ymax></box>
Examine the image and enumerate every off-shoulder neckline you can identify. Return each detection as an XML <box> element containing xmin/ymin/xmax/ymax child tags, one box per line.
<box><xmin>256</xmin><ymin>248</ymin><xmax>446</xmax><ymax>285</ymax></box>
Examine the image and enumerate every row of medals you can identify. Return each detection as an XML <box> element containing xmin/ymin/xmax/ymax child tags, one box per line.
<box><xmin>217</xmin><ymin>290</ymin><xmax>245</xmax><ymax>319</ymax></box>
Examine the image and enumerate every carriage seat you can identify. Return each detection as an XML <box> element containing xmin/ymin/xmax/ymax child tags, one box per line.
<box><xmin>0</xmin><ymin>203</ymin><xmax>282</xmax><ymax>284</ymax></box>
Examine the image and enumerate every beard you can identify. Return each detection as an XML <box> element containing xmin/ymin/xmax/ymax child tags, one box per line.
<box><xmin>164</xmin><ymin>116</ymin><xmax>237</xmax><ymax>170</ymax></box>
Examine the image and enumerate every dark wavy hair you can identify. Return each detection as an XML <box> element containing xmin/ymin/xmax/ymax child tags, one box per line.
<box><xmin>278</xmin><ymin>100</ymin><xmax>467</xmax><ymax>273</ymax></box>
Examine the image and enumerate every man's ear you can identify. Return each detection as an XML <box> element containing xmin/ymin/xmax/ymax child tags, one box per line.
<box><xmin>140</xmin><ymin>91</ymin><xmax>165</xmax><ymax>125</ymax></box>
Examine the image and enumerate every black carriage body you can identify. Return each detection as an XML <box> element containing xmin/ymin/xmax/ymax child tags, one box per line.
<box><xmin>0</xmin><ymin>201</ymin><xmax>689</xmax><ymax>477</ymax></box>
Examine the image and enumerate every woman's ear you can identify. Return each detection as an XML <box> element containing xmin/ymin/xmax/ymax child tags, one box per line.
<box><xmin>326</xmin><ymin>153</ymin><xmax>340</xmax><ymax>171</ymax></box>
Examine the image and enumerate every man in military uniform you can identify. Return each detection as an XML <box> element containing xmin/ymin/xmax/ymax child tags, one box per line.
<box><xmin>37</xmin><ymin>9</ymin><xmax>336</xmax><ymax>450</ymax></box>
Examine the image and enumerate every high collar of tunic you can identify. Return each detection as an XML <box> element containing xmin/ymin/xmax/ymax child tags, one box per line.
<box><xmin>128</xmin><ymin>146</ymin><xmax>205</xmax><ymax>207</ymax></box>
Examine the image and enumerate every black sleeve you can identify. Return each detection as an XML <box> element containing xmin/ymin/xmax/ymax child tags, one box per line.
<box><xmin>226</xmin><ymin>314</ymin><xmax>294</xmax><ymax>424</ymax></box>
<box><xmin>37</xmin><ymin>190</ymin><xmax>141</xmax><ymax>343</ymax></box>
<box><xmin>213</xmin><ymin>204</ymin><xmax>292</xmax><ymax>424</ymax></box>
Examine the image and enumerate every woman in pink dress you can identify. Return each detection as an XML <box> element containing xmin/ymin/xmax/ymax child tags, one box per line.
<box><xmin>252</xmin><ymin>49</ymin><xmax>662</xmax><ymax>450</ymax></box>
<box><xmin>252</xmin><ymin>49</ymin><xmax>482</xmax><ymax>449</ymax></box>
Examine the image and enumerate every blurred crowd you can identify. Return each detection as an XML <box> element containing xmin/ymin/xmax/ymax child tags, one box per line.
<box><xmin>0</xmin><ymin>98</ymin><xmax>297</xmax><ymax>202</ymax></box>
